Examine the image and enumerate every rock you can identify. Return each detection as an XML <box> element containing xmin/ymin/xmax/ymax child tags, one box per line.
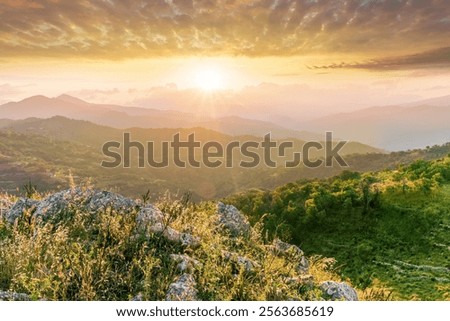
<box><xmin>5</xmin><ymin>188</ymin><xmax>137</xmax><ymax>223</ymax></box>
<box><xmin>136</xmin><ymin>204</ymin><xmax>165</xmax><ymax>227</ymax></box>
<box><xmin>149</xmin><ymin>223</ymin><xmax>200</xmax><ymax>248</ymax></box>
<box><xmin>34</xmin><ymin>188</ymin><xmax>136</xmax><ymax>219</ymax></box>
<box><xmin>6</xmin><ymin>187</ymin><xmax>201</xmax><ymax>248</ymax></box>
<box><xmin>284</xmin><ymin>274</ymin><xmax>314</xmax><ymax>287</ymax></box>
<box><xmin>170</xmin><ymin>254</ymin><xmax>202</xmax><ymax>272</ymax></box>
<box><xmin>216</xmin><ymin>202</ymin><xmax>250</xmax><ymax>237</ymax></box>
<box><xmin>4</xmin><ymin>198</ymin><xmax>39</xmax><ymax>224</ymax></box>
<box><xmin>166</xmin><ymin>274</ymin><xmax>198</xmax><ymax>301</ymax></box>
<box><xmin>320</xmin><ymin>281</ymin><xmax>358</xmax><ymax>301</ymax></box>
<box><xmin>272</xmin><ymin>239</ymin><xmax>309</xmax><ymax>273</ymax></box>
<box><xmin>0</xmin><ymin>198</ymin><xmax>13</xmax><ymax>220</ymax></box>
<box><xmin>0</xmin><ymin>291</ymin><xmax>30</xmax><ymax>301</ymax></box>
<box><xmin>222</xmin><ymin>251</ymin><xmax>260</xmax><ymax>273</ymax></box>
<box><xmin>86</xmin><ymin>190</ymin><xmax>136</xmax><ymax>213</ymax></box>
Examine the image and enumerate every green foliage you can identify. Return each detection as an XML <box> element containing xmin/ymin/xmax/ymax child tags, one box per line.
<box><xmin>1</xmin><ymin>129</ymin><xmax>449</xmax><ymax>201</ymax></box>
<box><xmin>226</xmin><ymin>156</ymin><xmax>450</xmax><ymax>300</ymax></box>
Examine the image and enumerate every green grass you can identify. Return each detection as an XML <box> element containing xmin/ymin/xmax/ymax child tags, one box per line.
<box><xmin>227</xmin><ymin>156</ymin><xmax>450</xmax><ymax>300</ymax></box>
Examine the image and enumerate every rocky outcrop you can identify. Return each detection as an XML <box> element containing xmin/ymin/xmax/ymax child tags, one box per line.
<box><xmin>5</xmin><ymin>188</ymin><xmax>136</xmax><ymax>224</ymax></box>
<box><xmin>320</xmin><ymin>281</ymin><xmax>358</xmax><ymax>301</ymax></box>
<box><xmin>3</xmin><ymin>189</ymin><xmax>360</xmax><ymax>302</ymax></box>
<box><xmin>216</xmin><ymin>202</ymin><xmax>250</xmax><ymax>237</ymax></box>
<box><xmin>272</xmin><ymin>239</ymin><xmax>309</xmax><ymax>273</ymax></box>
<box><xmin>0</xmin><ymin>291</ymin><xmax>30</xmax><ymax>301</ymax></box>
<box><xmin>166</xmin><ymin>274</ymin><xmax>198</xmax><ymax>301</ymax></box>
<box><xmin>5</xmin><ymin>198</ymin><xmax>39</xmax><ymax>223</ymax></box>
<box><xmin>5</xmin><ymin>188</ymin><xmax>200</xmax><ymax>248</ymax></box>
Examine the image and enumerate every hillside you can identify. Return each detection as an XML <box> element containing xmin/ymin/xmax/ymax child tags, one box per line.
<box><xmin>0</xmin><ymin>117</ymin><xmax>383</xmax><ymax>199</ymax></box>
<box><xmin>226</xmin><ymin>156</ymin><xmax>450</xmax><ymax>300</ymax></box>
<box><xmin>1</xmin><ymin>120</ymin><xmax>449</xmax><ymax>200</ymax></box>
<box><xmin>0</xmin><ymin>187</ymin><xmax>360</xmax><ymax>301</ymax></box>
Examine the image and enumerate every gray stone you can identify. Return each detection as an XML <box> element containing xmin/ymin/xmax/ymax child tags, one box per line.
<box><xmin>4</xmin><ymin>198</ymin><xmax>39</xmax><ymax>224</ymax></box>
<box><xmin>5</xmin><ymin>188</ymin><xmax>137</xmax><ymax>223</ymax></box>
<box><xmin>272</xmin><ymin>239</ymin><xmax>309</xmax><ymax>273</ymax></box>
<box><xmin>0</xmin><ymin>291</ymin><xmax>30</xmax><ymax>301</ymax></box>
<box><xmin>166</xmin><ymin>274</ymin><xmax>198</xmax><ymax>301</ymax></box>
<box><xmin>216</xmin><ymin>202</ymin><xmax>250</xmax><ymax>237</ymax></box>
<box><xmin>169</xmin><ymin>254</ymin><xmax>202</xmax><ymax>272</ymax></box>
<box><xmin>284</xmin><ymin>275</ymin><xmax>314</xmax><ymax>287</ymax></box>
<box><xmin>222</xmin><ymin>251</ymin><xmax>260</xmax><ymax>273</ymax></box>
<box><xmin>149</xmin><ymin>223</ymin><xmax>200</xmax><ymax>248</ymax></box>
<box><xmin>5</xmin><ymin>188</ymin><xmax>201</xmax><ymax>249</ymax></box>
<box><xmin>136</xmin><ymin>205</ymin><xmax>165</xmax><ymax>227</ymax></box>
<box><xmin>86</xmin><ymin>190</ymin><xmax>136</xmax><ymax>213</ymax></box>
<box><xmin>320</xmin><ymin>281</ymin><xmax>358</xmax><ymax>301</ymax></box>
<box><xmin>0</xmin><ymin>198</ymin><xmax>13</xmax><ymax>220</ymax></box>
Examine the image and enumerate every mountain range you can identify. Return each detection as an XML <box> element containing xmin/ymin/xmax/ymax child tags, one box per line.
<box><xmin>301</xmin><ymin>95</ymin><xmax>450</xmax><ymax>151</ymax></box>
<box><xmin>0</xmin><ymin>95</ymin><xmax>321</xmax><ymax>141</ymax></box>
<box><xmin>1</xmin><ymin>94</ymin><xmax>449</xmax><ymax>151</ymax></box>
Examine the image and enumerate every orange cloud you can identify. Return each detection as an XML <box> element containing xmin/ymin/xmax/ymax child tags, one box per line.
<box><xmin>0</xmin><ymin>0</ymin><xmax>449</xmax><ymax>62</ymax></box>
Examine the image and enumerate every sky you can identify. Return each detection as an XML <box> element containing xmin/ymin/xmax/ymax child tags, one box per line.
<box><xmin>0</xmin><ymin>0</ymin><xmax>449</xmax><ymax>120</ymax></box>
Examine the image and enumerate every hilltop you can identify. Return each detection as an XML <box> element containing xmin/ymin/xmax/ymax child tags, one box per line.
<box><xmin>0</xmin><ymin>186</ymin><xmax>359</xmax><ymax>301</ymax></box>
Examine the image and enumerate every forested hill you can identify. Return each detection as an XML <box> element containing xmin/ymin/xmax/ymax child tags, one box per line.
<box><xmin>226</xmin><ymin>156</ymin><xmax>450</xmax><ymax>300</ymax></box>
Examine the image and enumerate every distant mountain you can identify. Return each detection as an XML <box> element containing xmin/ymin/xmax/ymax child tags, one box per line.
<box><xmin>2</xmin><ymin>116</ymin><xmax>381</xmax><ymax>155</ymax></box>
<box><xmin>402</xmin><ymin>94</ymin><xmax>450</xmax><ymax>108</ymax></box>
<box><xmin>0</xmin><ymin>95</ymin><xmax>321</xmax><ymax>141</ymax></box>
<box><xmin>302</xmin><ymin>96</ymin><xmax>450</xmax><ymax>151</ymax></box>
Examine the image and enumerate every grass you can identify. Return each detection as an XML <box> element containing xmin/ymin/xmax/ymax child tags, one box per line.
<box><xmin>0</xmin><ymin>191</ymin><xmax>357</xmax><ymax>301</ymax></box>
<box><xmin>226</xmin><ymin>156</ymin><xmax>450</xmax><ymax>300</ymax></box>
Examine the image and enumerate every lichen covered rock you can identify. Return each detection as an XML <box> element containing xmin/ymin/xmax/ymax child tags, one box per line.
<box><xmin>272</xmin><ymin>239</ymin><xmax>309</xmax><ymax>273</ymax></box>
<box><xmin>170</xmin><ymin>254</ymin><xmax>202</xmax><ymax>272</ymax></box>
<box><xmin>0</xmin><ymin>291</ymin><xmax>30</xmax><ymax>301</ymax></box>
<box><xmin>320</xmin><ymin>281</ymin><xmax>358</xmax><ymax>301</ymax></box>
<box><xmin>166</xmin><ymin>274</ymin><xmax>198</xmax><ymax>301</ymax></box>
<box><xmin>216</xmin><ymin>202</ymin><xmax>250</xmax><ymax>237</ymax></box>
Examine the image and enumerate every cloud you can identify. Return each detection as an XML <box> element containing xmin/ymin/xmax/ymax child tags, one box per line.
<box><xmin>0</xmin><ymin>0</ymin><xmax>449</xmax><ymax>60</ymax></box>
<box><xmin>310</xmin><ymin>47</ymin><xmax>450</xmax><ymax>70</ymax></box>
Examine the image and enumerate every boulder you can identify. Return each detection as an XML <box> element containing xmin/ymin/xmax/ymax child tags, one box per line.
<box><xmin>0</xmin><ymin>291</ymin><xmax>30</xmax><ymax>301</ymax></box>
<box><xmin>149</xmin><ymin>223</ymin><xmax>200</xmax><ymax>248</ymax></box>
<box><xmin>0</xmin><ymin>198</ymin><xmax>13</xmax><ymax>220</ymax></box>
<box><xmin>320</xmin><ymin>281</ymin><xmax>358</xmax><ymax>301</ymax></box>
<box><xmin>5</xmin><ymin>188</ymin><xmax>137</xmax><ymax>223</ymax></box>
<box><xmin>216</xmin><ymin>202</ymin><xmax>250</xmax><ymax>237</ymax></box>
<box><xmin>6</xmin><ymin>188</ymin><xmax>201</xmax><ymax>249</ymax></box>
<box><xmin>166</xmin><ymin>274</ymin><xmax>198</xmax><ymax>301</ymax></box>
<box><xmin>136</xmin><ymin>204</ymin><xmax>165</xmax><ymax>227</ymax></box>
<box><xmin>4</xmin><ymin>198</ymin><xmax>39</xmax><ymax>224</ymax></box>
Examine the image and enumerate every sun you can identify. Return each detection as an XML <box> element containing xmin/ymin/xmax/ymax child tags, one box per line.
<box><xmin>194</xmin><ymin>68</ymin><xmax>224</xmax><ymax>91</ymax></box>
